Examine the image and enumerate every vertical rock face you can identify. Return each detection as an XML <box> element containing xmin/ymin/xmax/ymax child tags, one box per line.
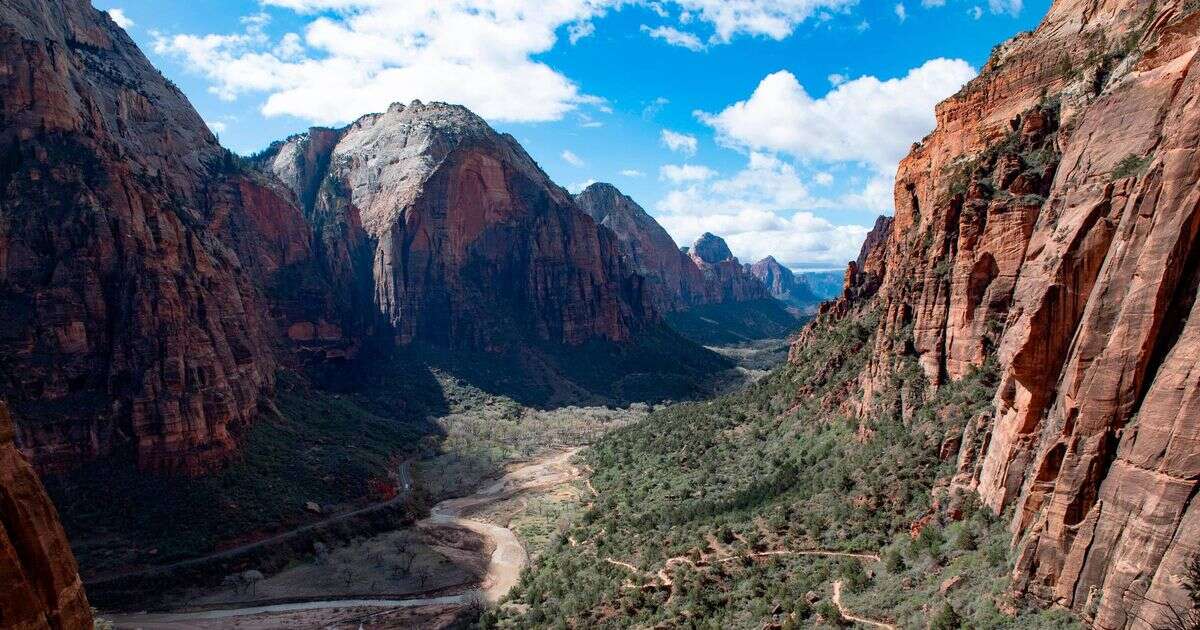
<box><xmin>574</xmin><ymin>183</ymin><xmax>707</xmax><ymax>311</ymax></box>
<box><xmin>687</xmin><ymin>233</ymin><xmax>772</xmax><ymax>304</ymax></box>
<box><xmin>790</xmin><ymin>1</ymin><xmax>1200</xmax><ymax>627</ymax></box>
<box><xmin>573</xmin><ymin>184</ymin><xmax>781</xmax><ymax>311</ymax></box>
<box><xmin>0</xmin><ymin>402</ymin><xmax>92</xmax><ymax>629</ymax></box>
<box><xmin>0</xmin><ymin>0</ymin><xmax>330</xmax><ymax>473</ymax></box>
<box><xmin>263</xmin><ymin>104</ymin><xmax>651</xmax><ymax>349</ymax></box>
<box><xmin>749</xmin><ymin>256</ymin><xmax>820</xmax><ymax>307</ymax></box>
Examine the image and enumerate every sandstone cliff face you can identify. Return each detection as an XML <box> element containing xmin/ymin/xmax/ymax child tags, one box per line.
<box><xmin>749</xmin><ymin>256</ymin><xmax>820</xmax><ymax>308</ymax></box>
<box><xmin>792</xmin><ymin>1</ymin><xmax>1200</xmax><ymax>627</ymax></box>
<box><xmin>687</xmin><ymin>233</ymin><xmax>772</xmax><ymax>304</ymax></box>
<box><xmin>0</xmin><ymin>0</ymin><xmax>336</xmax><ymax>473</ymax></box>
<box><xmin>574</xmin><ymin>183</ymin><xmax>707</xmax><ymax>312</ymax></box>
<box><xmin>0</xmin><ymin>402</ymin><xmax>91</xmax><ymax>629</ymax></box>
<box><xmin>264</xmin><ymin>104</ymin><xmax>651</xmax><ymax>349</ymax></box>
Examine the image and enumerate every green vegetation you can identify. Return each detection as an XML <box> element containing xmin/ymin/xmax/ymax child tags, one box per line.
<box><xmin>487</xmin><ymin>311</ymin><xmax>1077</xmax><ymax>629</ymax></box>
<box><xmin>46</xmin><ymin>373</ymin><xmax>426</xmax><ymax>571</ymax></box>
<box><xmin>666</xmin><ymin>299</ymin><xmax>802</xmax><ymax>346</ymax></box>
<box><xmin>1112</xmin><ymin>153</ymin><xmax>1152</xmax><ymax>181</ymax></box>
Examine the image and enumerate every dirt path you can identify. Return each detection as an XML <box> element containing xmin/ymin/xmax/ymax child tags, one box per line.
<box><xmin>111</xmin><ymin>450</ymin><xmax>580</xmax><ymax>628</ymax></box>
<box><xmin>833</xmin><ymin>580</ymin><xmax>897</xmax><ymax>629</ymax></box>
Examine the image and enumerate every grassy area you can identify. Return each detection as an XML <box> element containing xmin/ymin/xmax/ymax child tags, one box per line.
<box><xmin>487</xmin><ymin>310</ymin><xmax>1079</xmax><ymax>629</ymax></box>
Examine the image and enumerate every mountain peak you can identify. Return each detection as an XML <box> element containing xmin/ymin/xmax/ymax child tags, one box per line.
<box><xmin>692</xmin><ymin>232</ymin><xmax>734</xmax><ymax>264</ymax></box>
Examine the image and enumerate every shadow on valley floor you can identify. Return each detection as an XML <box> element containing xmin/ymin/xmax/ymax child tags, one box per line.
<box><xmin>44</xmin><ymin>323</ymin><xmax>738</xmax><ymax>609</ymax></box>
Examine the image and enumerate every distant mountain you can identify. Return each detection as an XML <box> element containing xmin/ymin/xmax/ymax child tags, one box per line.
<box><xmin>748</xmin><ymin>256</ymin><xmax>821</xmax><ymax>308</ymax></box>
<box><xmin>0</xmin><ymin>0</ymin><xmax>711</xmax><ymax>475</ymax></box>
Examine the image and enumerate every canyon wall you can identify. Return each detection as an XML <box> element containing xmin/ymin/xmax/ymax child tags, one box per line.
<box><xmin>0</xmin><ymin>0</ymin><xmax>659</xmax><ymax>474</ymax></box>
<box><xmin>794</xmin><ymin>0</ymin><xmax>1200</xmax><ymax>627</ymax></box>
<box><xmin>0</xmin><ymin>0</ymin><xmax>339</xmax><ymax>473</ymax></box>
<box><xmin>0</xmin><ymin>402</ymin><xmax>91</xmax><ymax>629</ymax></box>
<box><xmin>263</xmin><ymin>105</ymin><xmax>652</xmax><ymax>350</ymax></box>
<box><xmin>574</xmin><ymin>183</ymin><xmax>775</xmax><ymax>312</ymax></box>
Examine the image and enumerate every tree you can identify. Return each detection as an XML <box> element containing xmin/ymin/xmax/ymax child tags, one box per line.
<box><xmin>929</xmin><ymin>602</ymin><xmax>964</xmax><ymax>630</ymax></box>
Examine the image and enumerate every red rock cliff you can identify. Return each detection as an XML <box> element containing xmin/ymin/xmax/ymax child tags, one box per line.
<box><xmin>792</xmin><ymin>1</ymin><xmax>1200</xmax><ymax>627</ymax></box>
<box><xmin>264</xmin><ymin>104</ymin><xmax>653</xmax><ymax>349</ymax></box>
<box><xmin>0</xmin><ymin>402</ymin><xmax>91</xmax><ymax>629</ymax></box>
<box><xmin>0</xmin><ymin>0</ymin><xmax>337</xmax><ymax>473</ymax></box>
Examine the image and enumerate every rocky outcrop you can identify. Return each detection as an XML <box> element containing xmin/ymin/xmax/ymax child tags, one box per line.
<box><xmin>0</xmin><ymin>402</ymin><xmax>92</xmax><ymax>629</ymax></box>
<box><xmin>687</xmin><ymin>233</ymin><xmax>772</xmax><ymax>304</ymax></box>
<box><xmin>574</xmin><ymin>183</ymin><xmax>708</xmax><ymax>312</ymax></box>
<box><xmin>749</xmin><ymin>256</ymin><xmax>820</xmax><ymax>308</ymax></box>
<box><xmin>789</xmin><ymin>1</ymin><xmax>1200</xmax><ymax>627</ymax></box>
<box><xmin>0</xmin><ymin>0</ymin><xmax>343</xmax><ymax>473</ymax></box>
<box><xmin>262</xmin><ymin>104</ymin><xmax>651</xmax><ymax>349</ymax></box>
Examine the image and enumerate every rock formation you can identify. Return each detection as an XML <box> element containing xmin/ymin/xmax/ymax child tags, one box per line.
<box><xmin>749</xmin><ymin>256</ymin><xmax>820</xmax><ymax>308</ymax></box>
<box><xmin>573</xmin><ymin>183</ymin><xmax>783</xmax><ymax>312</ymax></box>
<box><xmin>0</xmin><ymin>402</ymin><xmax>92</xmax><ymax>629</ymax></box>
<box><xmin>261</xmin><ymin>104</ymin><xmax>651</xmax><ymax>349</ymax></box>
<box><xmin>0</xmin><ymin>0</ymin><xmax>658</xmax><ymax>474</ymax></box>
<box><xmin>686</xmin><ymin>233</ymin><xmax>772</xmax><ymax>304</ymax></box>
<box><xmin>0</xmin><ymin>0</ymin><xmax>341</xmax><ymax>473</ymax></box>
<box><xmin>790</xmin><ymin>1</ymin><xmax>1200</xmax><ymax>627</ymax></box>
<box><xmin>574</xmin><ymin>183</ymin><xmax>707</xmax><ymax>311</ymax></box>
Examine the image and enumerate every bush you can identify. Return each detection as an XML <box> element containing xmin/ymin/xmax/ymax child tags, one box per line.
<box><xmin>930</xmin><ymin>602</ymin><xmax>965</xmax><ymax>629</ymax></box>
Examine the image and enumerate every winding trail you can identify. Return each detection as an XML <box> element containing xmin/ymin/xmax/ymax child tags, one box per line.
<box><xmin>111</xmin><ymin>450</ymin><xmax>580</xmax><ymax>628</ymax></box>
<box><xmin>833</xmin><ymin>580</ymin><xmax>897</xmax><ymax>629</ymax></box>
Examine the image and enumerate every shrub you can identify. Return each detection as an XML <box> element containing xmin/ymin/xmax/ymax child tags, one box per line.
<box><xmin>1111</xmin><ymin>153</ymin><xmax>1151</xmax><ymax>180</ymax></box>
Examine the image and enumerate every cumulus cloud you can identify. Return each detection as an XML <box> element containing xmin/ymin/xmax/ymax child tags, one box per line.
<box><xmin>151</xmin><ymin>1</ymin><xmax>863</xmax><ymax>127</ymax></box>
<box><xmin>107</xmin><ymin>8</ymin><xmax>134</xmax><ymax>29</ymax></box>
<box><xmin>894</xmin><ymin>3</ymin><xmax>908</xmax><ymax>22</ymax></box>
<box><xmin>814</xmin><ymin>171</ymin><xmax>834</xmax><ymax>186</ymax></box>
<box><xmin>699</xmin><ymin>58</ymin><xmax>976</xmax><ymax>171</ymax></box>
<box><xmin>568</xmin><ymin>178</ymin><xmax>597</xmax><ymax>193</ymax></box>
<box><xmin>206</xmin><ymin>120</ymin><xmax>228</xmax><ymax>134</ymax></box>
<box><xmin>153</xmin><ymin>2</ymin><xmax>611</xmax><ymax>124</ymax></box>
<box><xmin>640</xmin><ymin>24</ymin><xmax>705</xmax><ymax>51</ymax></box>
<box><xmin>988</xmin><ymin>0</ymin><xmax>1023</xmax><ymax>16</ymax></box>
<box><xmin>660</xmin><ymin>164</ymin><xmax>717</xmax><ymax>183</ymax></box>
<box><xmin>568</xmin><ymin>21</ymin><xmax>596</xmax><ymax>44</ymax></box>
<box><xmin>668</xmin><ymin>0</ymin><xmax>857</xmax><ymax>43</ymax></box>
<box><xmin>661</xmin><ymin>129</ymin><xmax>699</xmax><ymax>157</ymax></box>
<box><xmin>561</xmin><ymin>150</ymin><xmax>585</xmax><ymax>166</ymax></box>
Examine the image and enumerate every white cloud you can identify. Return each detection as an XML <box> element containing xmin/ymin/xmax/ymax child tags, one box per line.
<box><xmin>921</xmin><ymin>0</ymin><xmax>946</xmax><ymax>6</ymax></box>
<box><xmin>568</xmin><ymin>21</ymin><xmax>596</xmax><ymax>44</ymax></box>
<box><xmin>640</xmin><ymin>24</ymin><xmax>705</xmax><ymax>51</ymax></box>
<box><xmin>642</xmin><ymin>96</ymin><xmax>670</xmax><ymax>119</ymax></box>
<box><xmin>699</xmin><ymin>58</ymin><xmax>976</xmax><ymax>171</ymax></box>
<box><xmin>814</xmin><ymin>171</ymin><xmax>834</xmax><ymax>186</ymax></box>
<box><xmin>568</xmin><ymin>178</ymin><xmax>597</xmax><ymax>193</ymax></box>
<box><xmin>561</xmin><ymin>150</ymin><xmax>585</xmax><ymax>167</ymax></box>
<box><xmin>660</xmin><ymin>164</ymin><xmax>717</xmax><ymax>183</ymax></box>
<box><xmin>988</xmin><ymin>0</ymin><xmax>1023</xmax><ymax>16</ymax></box>
<box><xmin>667</xmin><ymin>0</ymin><xmax>857</xmax><ymax>43</ymax></box>
<box><xmin>827</xmin><ymin>73</ymin><xmax>847</xmax><ymax>86</ymax></box>
<box><xmin>894</xmin><ymin>3</ymin><xmax>907</xmax><ymax>22</ymax></box>
<box><xmin>661</xmin><ymin>129</ymin><xmax>699</xmax><ymax>157</ymax></box>
<box><xmin>107</xmin><ymin>8</ymin><xmax>134</xmax><ymax>29</ymax></box>
<box><xmin>206</xmin><ymin>120</ymin><xmax>228</xmax><ymax>134</ymax></box>
<box><xmin>969</xmin><ymin>5</ymin><xmax>984</xmax><ymax>19</ymax></box>
<box><xmin>150</xmin><ymin>1</ymin><xmax>869</xmax><ymax>127</ymax></box>
<box><xmin>153</xmin><ymin>2</ymin><xmax>611</xmax><ymax>124</ymax></box>
<box><xmin>620</xmin><ymin>169</ymin><xmax>646</xmax><ymax>177</ymax></box>
<box><xmin>659</xmin><ymin>209</ymin><xmax>869</xmax><ymax>266</ymax></box>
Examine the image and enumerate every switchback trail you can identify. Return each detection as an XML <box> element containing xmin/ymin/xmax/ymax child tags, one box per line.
<box><xmin>110</xmin><ymin>450</ymin><xmax>580</xmax><ymax>628</ymax></box>
<box><xmin>833</xmin><ymin>580</ymin><xmax>897</xmax><ymax>629</ymax></box>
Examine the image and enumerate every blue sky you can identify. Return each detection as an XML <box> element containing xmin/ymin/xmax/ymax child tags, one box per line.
<box><xmin>94</xmin><ymin>0</ymin><xmax>1048</xmax><ymax>268</ymax></box>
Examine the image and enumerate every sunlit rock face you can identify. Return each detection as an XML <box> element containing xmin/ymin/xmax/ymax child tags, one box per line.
<box><xmin>264</xmin><ymin>102</ymin><xmax>653</xmax><ymax>351</ymax></box>
<box><xmin>0</xmin><ymin>402</ymin><xmax>92</xmax><ymax>629</ymax></box>
<box><xmin>790</xmin><ymin>1</ymin><xmax>1200</xmax><ymax>627</ymax></box>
